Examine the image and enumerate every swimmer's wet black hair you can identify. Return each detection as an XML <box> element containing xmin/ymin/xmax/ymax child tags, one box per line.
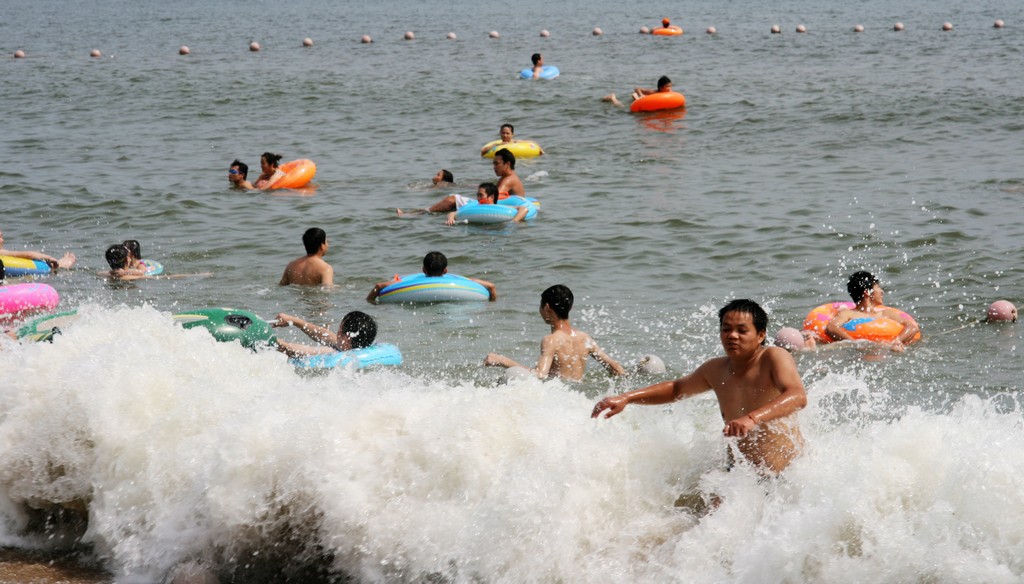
<box><xmin>657</xmin><ymin>76</ymin><xmax>672</xmax><ymax>90</ymax></box>
<box><xmin>847</xmin><ymin>271</ymin><xmax>879</xmax><ymax>302</ymax></box>
<box><xmin>341</xmin><ymin>311</ymin><xmax>377</xmax><ymax>349</ymax></box>
<box><xmin>231</xmin><ymin>159</ymin><xmax>248</xmax><ymax>180</ymax></box>
<box><xmin>719</xmin><ymin>299</ymin><xmax>769</xmax><ymax>340</ymax></box>
<box><xmin>542</xmin><ymin>284</ymin><xmax>574</xmax><ymax>319</ymax></box>
<box><xmin>423</xmin><ymin>251</ymin><xmax>447</xmax><ymax>277</ymax></box>
<box><xmin>531</xmin><ymin>53</ymin><xmax>541</xmax><ymax>66</ymax></box>
<box><xmin>500</xmin><ymin>123</ymin><xmax>514</xmax><ymax>134</ymax></box>
<box><xmin>478</xmin><ymin>182</ymin><xmax>499</xmax><ymax>203</ymax></box>
<box><xmin>440</xmin><ymin>169</ymin><xmax>454</xmax><ymax>183</ymax></box>
<box><xmin>105</xmin><ymin>244</ymin><xmax>130</xmax><ymax>269</ymax></box>
<box><xmin>123</xmin><ymin>239</ymin><xmax>142</xmax><ymax>259</ymax></box>
<box><xmin>494</xmin><ymin>148</ymin><xmax>516</xmax><ymax>169</ymax></box>
<box><xmin>302</xmin><ymin>228</ymin><xmax>326</xmax><ymax>255</ymax></box>
<box><xmin>261</xmin><ymin>152</ymin><xmax>283</xmax><ymax>167</ymax></box>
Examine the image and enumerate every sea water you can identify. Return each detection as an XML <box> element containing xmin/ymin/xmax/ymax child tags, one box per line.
<box><xmin>1</xmin><ymin>0</ymin><xmax>1023</xmax><ymax>581</ymax></box>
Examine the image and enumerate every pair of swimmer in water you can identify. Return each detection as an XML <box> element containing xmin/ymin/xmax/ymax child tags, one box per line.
<box><xmin>228</xmin><ymin>152</ymin><xmax>285</xmax><ymax>190</ymax></box>
<box><xmin>399</xmin><ymin>148</ymin><xmax>526</xmax><ymax>219</ymax></box>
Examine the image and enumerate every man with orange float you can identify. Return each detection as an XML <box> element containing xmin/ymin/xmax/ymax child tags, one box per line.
<box><xmin>601</xmin><ymin>75</ymin><xmax>674</xmax><ymax>108</ymax></box>
<box><xmin>825</xmin><ymin>271</ymin><xmax>921</xmax><ymax>352</ymax></box>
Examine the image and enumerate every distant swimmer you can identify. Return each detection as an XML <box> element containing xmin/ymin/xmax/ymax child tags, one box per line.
<box><xmin>279</xmin><ymin>227</ymin><xmax>334</xmax><ymax>287</ymax></box>
<box><xmin>602</xmin><ymin>75</ymin><xmax>674</xmax><ymax>107</ymax></box>
<box><xmin>122</xmin><ymin>239</ymin><xmax>145</xmax><ymax>272</ymax></box>
<box><xmin>396</xmin><ymin>183</ymin><xmax>528</xmax><ymax>224</ymax></box>
<box><xmin>272</xmin><ymin>310</ymin><xmax>376</xmax><ymax>358</ymax></box>
<box><xmin>99</xmin><ymin>243</ymin><xmax>207</xmax><ymax>281</ymax></box>
<box><xmin>0</xmin><ymin>229</ymin><xmax>76</xmax><ymax>270</ymax></box>
<box><xmin>824</xmin><ymin>271</ymin><xmax>921</xmax><ymax>352</ymax></box>
<box><xmin>479</xmin><ymin>123</ymin><xmax>544</xmax><ymax>157</ymax></box>
<box><xmin>485</xmin><ymin>284</ymin><xmax>626</xmax><ymax>381</ymax></box>
<box><xmin>492</xmin><ymin>149</ymin><xmax>525</xmax><ymax>198</ymax></box>
<box><xmin>592</xmin><ymin>299</ymin><xmax>807</xmax><ymax>474</ymax></box>
<box><xmin>531</xmin><ymin>53</ymin><xmax>544</xmax><ymax>79</ymax></box>
<box><xmin>432</xmin><ymin>168</ymin><xmax>455</xmax><ymax>187</ymax></box>
<box><xmin>367</xmin><ymin>250</ymin><xmax>498</xmax><ymax>303</ymax></box>
<box><xmin>228</xmin><ymin>159</ymin><xmax>255</xmax><ymax>190</ymax></box>
<box><xmin>253</xmin><ymin>152</ymin><xmax>285</xmax><ymax>189</ymax></box>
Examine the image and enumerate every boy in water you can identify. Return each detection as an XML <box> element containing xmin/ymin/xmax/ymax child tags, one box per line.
<box><xmin>279</xmin><ymin>227</ymin><xmax>334</xmax><ymax>287</ymax></box>
<box><xmin>485</xmin><ymin>284</ymin><xmax>626</xmax><ymax>381</ymax></box>
<box><xmin>366</xmin><ymin>250</ymin><xmax>498</xmax><ymax>302</ymax></box>
<box><xmin>272</xmin><ymin>311</ymin><xmax>376</xmax><ymax>358</ymax></box>
<box><xmin>826</xmin><ymin>271</ymin><xmax>921</xmax><ymax>352</ymax></box>
<box><xmin>602</xmin><ymin>75</ymin><xmax>674</xmax><ymax>107</ymax></box>
<box><xmin>592</xmin><ymin>299</ymin><xmax>807</xmax><ymax>474</ymax></box>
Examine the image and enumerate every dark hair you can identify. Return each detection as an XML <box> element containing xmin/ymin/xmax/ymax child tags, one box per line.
<box><xmin>423</xmin><ymin>251</ymin><xmax>448</xmax><ymax>277</ymax></box>
<box><xmin>478</xmin><ymin>182</ymin><xmax>499</xmax><ymax>203</ymax></box>
<box><xmin>718</xmin><ymin>299</ymin><xmax>769</xmax><ymax>339</ymax></box>
<box><xmin>302</xmin><ymin>227</ymin><xmax>327</xmax><ymax>255</ymax></box>
<box><xmin>531</xmin><ymin>53</ymin><xmax>541</xmax><ymax>66</ymax></box>
<box><xmin>847</xmin><ymin>271</ymin><xmax>879</xmax><ymax>302</ymax></box>
<box><xmin>105</xmin><ymin>244</ymin><xmax>130</xmax><ymax>269</ymax></box>
<box><xmin>231</xmin><ymin>159</ymin><xmax>249</xmax><ymax>180</ymax></box>
<box><xmin>541</xmin><ymin>284</ymin><xmax>574</xmax><ymax>319</ymax></box>
<box><xmin>494</xmin><ymin>148</ymin><xmax>516</xmax><ymax>169</ymax></box>
<box><xmin>123</xmin><ymin>239</ymin><xmax>142</xmax><ymax>259</ymax></box>
<box><xmin>440</xmin><ymin>169</ymin><xmax>454</xmax><ymax>183</ymax></box>
<box><xmin>0</xmin><ymin>257</ymin><xmax>5</xmax><ymax>281</ymax></box>
<box><xmin>657</xmin><ymin>76</ymin><xmax>672</xmax><ymax>90</ymax></box>
<box><xmin>500</xmin><ymin>123</ymin><xmax>514</xmax><ymax>134</ymax></box>
<box><xmin>341</xmin><ymin>311</ymin><xmax>377</xmax><ymax>349</ymax></box>
<box><xmin>261</xmin><ymin>152</ymin><xmax>282</xmax><ymax>167</ymax></box>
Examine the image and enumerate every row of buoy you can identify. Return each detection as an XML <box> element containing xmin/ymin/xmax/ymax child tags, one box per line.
<box><xmin>7</xmin><ymin>19</ymin><xmax>1008</xmax><ymax>58</ymax></box>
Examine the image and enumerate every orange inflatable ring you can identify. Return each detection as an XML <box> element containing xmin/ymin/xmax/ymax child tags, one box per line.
<box><xmin>802</xmin><ymin>301</ymin><xmax>921</xmax><ymax>344</ymax></box>
<box><xmin>652</xmin><ymin>26</ymin><xmax>684</xmax><ymax>36</ymax></box>
<box><xmin>268</xmin><ymin>159</ymin><xmax>316</xmax><ymax>190</ymax></box>
<box><xmin>630</xmin><ymin>91</ymin><xmax>686</xmax><ymax>113</ymax></box>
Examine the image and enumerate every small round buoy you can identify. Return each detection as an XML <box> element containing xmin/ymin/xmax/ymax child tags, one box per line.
<box><xmin>994</xmin><ymin>19</ymin><xmax>1005</xmax><ymax>29</ymax></box>
<box><xmin>639</xmin><ymin>26</ymin><xmax>650</xmax><ymax>34</ymax></box>
<box><xmin>853</xmin><ymin>24</ymin><xmax>864</xmax><ymax>33</ymax></box>
<box><xmin>987</xmin><ymin>300</ymin><xmax>1017</xmax><ymax>323</ymax></box>
<box><xmin>446</xmin><ymin>32</ymin><xmax>457</xmax><ymax>40</ymax></box>
<box><xmin>360</xmin><ymin>35</ymin><xmax>372</xmax><ymax>44</ymax></box>
<box><xmin>796</xmin><ymin>24</ymin><xmax>807</xmax><ymax>33</ymax></box>
<box><xmin>90</xmin><ymin>49</ymin><xmax>101</xmax><ymax>58</ymax></box>
<box><xmin>635</xmin><ymin>355</ymin><xmax>666</xmax><ymax>375</ymax></box>
<box><xmin>249</xmin><ymin>41</ymin><xmax>260</xmax><ymax>52</ymax></box>
<box><xmin>770</xmin><ymin>24</ymin><xmax>781</xmax><ymax>34</ymax></box>
<box><xmin>706</xmin><ymin>26</ymin><xmax>717</xmax><ymax>35</ymax></box>
<box><xmin>302</xmin><ymin>37</ymin><xmax>313</xmax><ymax>47</ymax></box>
<box><xmin>13</xmin><ymin>49</ymin><xmax>26</xmax><ymax>58</ymax></box>
<box><xmin>540</xmin><ymin>29</ymin><xmax>550</xmax><ymax>37</ymax></box>
<box><xmin>894</xmin><ymin>22</ymin><xmax>905</xmax><ymax>31</ymax></box>
<box><xmin>592</xmin><ymin>27</ymin><xmax>603</xmax><ymax>36</ymax></box>
<box><xmin>404</xmin><ymin>31</ymin><xmax>415</xmax><ymax>40</ymax></box>
<box><xmin>942</xmin><ymin>22</ymin><xmax>953</xmax><ymax>31</ymax></box>
<box><xmin>488</xmin><ymin>30</ymin><xmax>500</xmax><ymax>39</ymax></box>
<box><xmin>773</xmin><ymin>327</ymin><xmax>806</xmax><ymax>351</ymax></box>
<box><xmin>178</xmin><ymin>46</ymin><xmax>190</xmax><ymax>55</ymax></box>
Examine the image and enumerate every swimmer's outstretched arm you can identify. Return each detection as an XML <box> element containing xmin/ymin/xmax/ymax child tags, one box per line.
<box><xmin>468</xmin><ymin>278</ymin><xmax>497</xmax><ymax>301</ymax></box>
<box><xmin>484</xmin><ymin>352</ymin><xmax>524</xmax><ymax>369</ymax></box>
<box><xmin>592</xmin><ymin>366</ymin><xmax>713</xmax><ymax>418</ymax></box>
<box><xmin>272</xmin><ymin>313</ymin><xmax>343</xmax><ymax>350</ymax></box>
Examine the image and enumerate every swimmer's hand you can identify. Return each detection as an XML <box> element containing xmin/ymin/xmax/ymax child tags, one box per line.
<box><xmin>889</xmin><ymin>339</ymin><xmax>906</xmax><ymax>353</ymax></box>
<box><xmin>591</xmin><ymin>395</ymin><xmax>629</xmax><ymax>419</ymax></box>
<box><xmin>723</xmin><ymin>414</ymin><xmax>758</xmax><ymax>438</ymax></box>
<box><xmin>271</xmin><ymin>313</ymin><xmax>296</xmax><ymax>328</ymax></box>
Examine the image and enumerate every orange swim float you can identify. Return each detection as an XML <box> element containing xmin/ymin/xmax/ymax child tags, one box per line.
<box><xmin>802</xmin><ymin>301</ymin><xmax>921</xmax><ymax>344</ymax></box>
<box><xmin>630</xmin><ymin>91</ymin><xmax>686</xmax><ymax>113</ymax></box>
<box><xmin>268</xmin><ymin>159</ymin><xmax>316</xmax><ymax>189</ymax></box>
<box><xmin>652</xmin><ymin>26</ymin><xmax>684</xmax><ymax>36</ymax></box>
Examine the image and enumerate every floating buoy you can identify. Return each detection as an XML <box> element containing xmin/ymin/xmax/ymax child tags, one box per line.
<box><xmin>639</xmin><ymin>26</ymin><xmax>650</xmax><ymax>34</ymax></box>
<box><xmin>447</xmin><ymin>32</ymin><xmax>457</xmax><ymax>40</ymax></box>
<box><xmin>942</xmin><ymin>22</ymin><xmax>953</xmax><ymax>31</ymax></box>
<box><xmin>302</xmin><ymin>38</ymin><xmax>313</xmax><ymax>47</ymax></box>
<box><xmin>773</xmin><ymin>327</ymin><xmax>806</xmax><ymax>351</ymax></box>
<box><xmin>592</xmin><ymin>27</ymin><xmax>603</xmax><ymax>36</ymax></box>
<box><xmin>706</xmin><ymin>26</ymin><xmax>717</xmax><ymax>35</ymax></box>
<box><xmin>796</xmin><ymin>24</ymin><xmax>807</xmax><ymax>33</ymax></box>
<box><xmin>770</xmin><ymin>24</ymin><xmax>781</xmax><ymax>34</ymax></box>
<box><xmin>249</xmin><ymin>41</ymin><xmax>260</xmax><ymax>52</ymax></box>
<box><xmin>987</xmin><ymin>300</ymin><xmax>1017</xmax><ymax>322</ymax></box>
<box><xmin>178</xmin><ymin>46</ymin><xmax>190</xmax><ymax>55</ymax></box>
<box><xmin>404</xmin><ymin>31</ymin><xmax>415</xmax><ymax>40</ymax></box>
<box><xmin>361</xmin><ymin>35</ymin><xmax>372</xmax><ymax>44</ymax></box>
<box><xmin>994</xmin><ymin>19</ymin><xmax>1005</xmax><ymax>29</ymax></box>
<box><xmin>635</xmin><ymin>355</ymin><xmax>666</xmax><ymax>375</ymax></box>
<box><xmin>540</xmin><ymin>29</ymin><xmax>550</xmax><ymax>37</ymax></box>
<box><xmin>894</xmin><ymin>22</ymin><xmax>905</xmax><ymax>31</ymax></box>
<box><xmin>14</xmin><ymin>49</ymin><xmax>25</xmax><ymax>58</ymax></box>
<box><xmin>488</xmin><ymin>30</ymin><xmax>500</xmax><ymax>39</ymax></box>
<box><xmin>854</xmin><ymin>24</ymin><xmax>865</xmax><ymax>32</ymax></box>
<box><xmin>90</xmin><ymin>49</ymin><xmax>101</xmax><ymax>58</ymax></box>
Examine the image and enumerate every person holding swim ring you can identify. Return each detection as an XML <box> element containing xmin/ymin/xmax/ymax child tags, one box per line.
<box><xmin>825</xmin><ymin>271</ymin><xmax>922</xmax><ymax>352</ymax></box>
<box><xmin>602</xmin><ymin>75</ymin><xmax>673</xmax><ymax>108</ymax></box>
<box><xmin>530</xmin><ymin>53</ymin><xmax>544</xmax><ymax>80</ymax></box>
<box><xmin>480</xmin><ymin>124</ymin><xmax>516</xmax><ymax>156</ymax></box>
<box><xmin>254</xmin><ymin>152</ymin><xmax>285</xmax><ymax>189</ymax></box>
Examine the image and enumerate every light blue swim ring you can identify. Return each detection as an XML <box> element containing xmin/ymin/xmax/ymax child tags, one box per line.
<box><xmin>519</xmin><ymin>65</ymin><xmax>560</xmax><ymax>80</ymax></box>
<box><xmin>378</xmin><ymin>273</ymin><xmax>490</xmax><ymax>303</ymax></box>
<box><xmin>0</xmin><ymin>256</ymin><xmax>52</xmax><ymax>277</ymax></box>
<box><xmin>291</xmin><ymin>343</ymin><xmax>403</xmax><ymax>370</ymax></box>
<box><xmin>455</xmin><ymin>197</ymin><xmax>539</xmax><ymax>224</ymax></box>
<box><xmin>140</xmin><ymin>259</ymin><xmax>164</xmax><ymax>276</ymax></box>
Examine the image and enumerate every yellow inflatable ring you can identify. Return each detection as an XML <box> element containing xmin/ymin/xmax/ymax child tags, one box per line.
<box><xmin>481</xmin><ymin>140</ymin><xmax>543</xmax><ymax>159</ymax></box>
